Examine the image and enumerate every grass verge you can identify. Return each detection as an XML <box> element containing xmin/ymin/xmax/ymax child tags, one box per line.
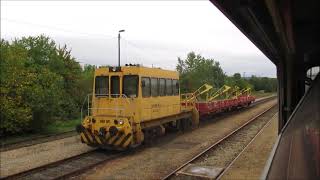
<box><xmin>1</xmin><ymin>118</ymin><xmax>81</xmax><ymax>145</ymax></box>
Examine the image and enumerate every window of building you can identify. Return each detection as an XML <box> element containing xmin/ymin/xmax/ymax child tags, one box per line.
<box><xmin>159</xmin><ymin>78</ymin><xmax>166</xmax><ymax>96</ymax></box>
<box><xmin>166</xmin><ymin>79</ymin><xmax>173</xmax><ymax>96</ymax></box>
<box><xmin>95</xmin><ymin>76</ymin><xmax>109</xmax><ymax>97</ymax></box>
<box><xmin>123</xmin><ymin>75</ymin><xmax>138</xmax><ymax>98</ymax></box>
<box><xmin>111</xmin><ymin>76</ymin><xmax>120</xmax><ymax>97</ymax></box>
<box><xmin>173</xmin><ymin>79</ymin><xmax>179</xmax><ymax>95</ymax></box>
<box><xmin>142</xmin><ymin>77</ymin><xmax>151</xmax><ymax>97</ymax></box>
<box><xmin>151</xmin><ymin>78</ymin><xmax>158</xmax><ymax>97</ymax></box>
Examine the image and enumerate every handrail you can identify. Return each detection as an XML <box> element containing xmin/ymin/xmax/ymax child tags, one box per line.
<box><xmin>80</xmin><ymin>93</ymin><xmax>132</xmax><ymax>121</ymax></box>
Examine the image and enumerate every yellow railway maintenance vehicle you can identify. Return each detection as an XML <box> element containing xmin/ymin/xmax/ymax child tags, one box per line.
<box><xmin>76</xmin><ymin>65</ymin><xmax>199</xmax><ymax>150</ymax></box>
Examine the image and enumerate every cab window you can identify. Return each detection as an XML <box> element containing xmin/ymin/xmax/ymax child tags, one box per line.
<box><xmin>173</xmin><ymin>79</ymin><xmax>179</xmax><ymax>95</ymax></box>
<box><xmin>166</xmin><ymin>79</ymin><xmax>173</xmax><ymax>96</ymax></box>
<box><xmin>95</xmin><ymin>76</ymin><xmax>109</xmax><ymax>97</ymax></box>
<box><xmin>111</xmin><ymin>76</ymin><xmax>120</xmax><ymax>97</ymax></box>
<box><xmin>151</xmin><ymin>78</ymin><xmax>158</xmax><ymax>96</ymax></box>
<box><xmin>142</xmin><ymin>77</ymin><xmax>151</xmax><ymax>97</ymax></box>
<box><xmin>123</xmin><ymin>75</ymin><xmax>138</xmax><ymax>98</ymax></box>
<box><xmin>159</xmin><ymin>78</ymin><xmax>165</xmax><ymax>96</ymax></box>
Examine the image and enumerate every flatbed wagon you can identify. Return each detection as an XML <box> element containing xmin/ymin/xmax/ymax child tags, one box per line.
<box><xmin>196</xmin><ymin>95</ymin><xmax>255</xmax><ymax>116</ymax></box>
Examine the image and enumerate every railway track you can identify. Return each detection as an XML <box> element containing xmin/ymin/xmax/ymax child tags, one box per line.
<box><xmin>162</xmin><ymin>103</ymin><xmax>277</xmax><ymax>180</ymax></box>
<box><xmin>0</xmin><ymin>130</ymin><xmax>77</xmax><ymax>152</ymax></box>
<box><xmin>4</xmin><ymin>149</ymin><xmax>126</xmax><ymax>180</ymax></box>
<box><xmin>2</xmin><ymin>96</ymin><xmax>276</xmax><ymax>179</ymax></box>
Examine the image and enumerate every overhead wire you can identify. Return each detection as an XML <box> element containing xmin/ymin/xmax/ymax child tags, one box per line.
<box><xmin>3</xmin><ymin>18</ymin><xmax>178</xmax><ymax>69</ymax></box>
<box><xmin>2</xmin><ymin>18</ymin><xmax>117</xmax><ymax>40</ymax></box>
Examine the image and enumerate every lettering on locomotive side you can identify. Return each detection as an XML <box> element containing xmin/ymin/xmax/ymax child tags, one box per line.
<box><xmin>151</xmin><ymin>104</ymin><xmax>160</xmax><ymax>112</ymax></box>
<box><xmin>151</xmin><ymin>104</ymin><xmax>160</xmax><ymax>108</ymax></box>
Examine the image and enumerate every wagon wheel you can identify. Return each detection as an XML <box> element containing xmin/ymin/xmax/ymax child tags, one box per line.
<box><xmin>180</xmin><ymin>118</ymin><xmax>192</xmax><ymax>132</ymax></box>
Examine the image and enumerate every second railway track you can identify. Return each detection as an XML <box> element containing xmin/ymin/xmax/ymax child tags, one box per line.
<box><xmin>5</xmin><ymin>149</ymin><xmax>126</xmax><ymax>180</ymax></box>
<box><xmin>162</xmin><ymin>104</ymin><xmax>278</xmax><ymax>180</ymax></box>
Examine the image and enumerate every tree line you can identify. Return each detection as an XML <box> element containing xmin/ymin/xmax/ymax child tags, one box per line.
<box><xmin>177</xmin><ymin>52</ymin><xmax>277</xmax><ymax>93</ymax></box>
<box><xmin>0</xmin><ymin>35</ymin><xmax>277</xmax><ymax>136</ymax></box>
<box><xmin>0</xmin><ymin>35</ymin><xmax>95</xmax><ymax>136</ymax></box>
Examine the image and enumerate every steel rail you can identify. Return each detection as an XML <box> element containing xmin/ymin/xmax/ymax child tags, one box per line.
<box><xmin>161</xmin><ymin>103</ymin><xmax>277</xmax><ymax>180</ymax></box>
<box><xmin>4</xmin><ymin>150</ymin><xmax>127</xmax><ymax>180</ymax></box>
<box><xmin>0</xmin><ymin>130</ymin><xmax>77</xmax><ymax>152</ymax></box>
<box><xmin>2</xmin><ymin>96</ymin><xmax>277</xmax><ymax>179</ymax></box>
<box><xmin>216</xmin><ymin>113</ymin><xmax>278</xmax><ymax>179</ymax></box>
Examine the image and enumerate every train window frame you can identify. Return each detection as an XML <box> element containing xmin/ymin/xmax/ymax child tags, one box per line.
<box><xmin>151</xmin><ymin>78</ymin><xmax>158</xmax><ymax>97</ymax></box>
<box><xmin>165</xmin><ymin>79</ymin><xmax>173</xmax><ymax>96</ymax></box>
<box><xmin>159</xmin><ymin>78</ymin><xmax>166</xmax><ymax>96</ymax></box>
<box><xmin>123</xmin><ymin>75</ymin><xmax>139</xmax><ymax>98</ymax></box>
<box><xmin>95</xmin><ymin>76</ymin><xmax>109</xmax><ymax>97</ymax></box>
<box><xmin>111</xmin><ymin>76</ymin><xmax>120</xmax><ymax>98</ymax></box>
<box><xmin>172</xmin><ymin>79</ymin><xmax>179</xmax><ymax>95</ymax></box>
<box><xmin>142</xmin><ymin>77</ymin><xmax>151</xmax><ymax>97</ymax></box>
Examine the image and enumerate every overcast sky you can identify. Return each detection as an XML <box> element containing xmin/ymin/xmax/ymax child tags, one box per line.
<box><xmin>1</xmin><ymin>0</ymin><xmax>276</xmax><ymax>77</ymax></box>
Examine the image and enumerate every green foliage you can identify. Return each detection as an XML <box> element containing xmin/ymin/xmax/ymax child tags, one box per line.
<box><xmin>177</xmin><ymin>52</ymin><xmax>277</xmax><ymax>95</ymax></box>
<box><xmin>225</xmin><ymin>73</ymin><xmax>253</xmax><ymax>89</ymax></box>
<box><xmin>0</xmin><ymin>35</ymin><xmax>95</xmax><ymax>136</ymax></box>
<box><xmin>43</xmin><ymin>118</ymin><xmax>81</xmax><ymax>134</ymax></box>
<box><xmin>177</xmin><ymin>52</ymin><xmax>225</xmax><ymax>93</ymax></box>
<box><xmin>248</xmin><ymin>75</ymin><xmax>277</xmax><ymax>92</ymax></box>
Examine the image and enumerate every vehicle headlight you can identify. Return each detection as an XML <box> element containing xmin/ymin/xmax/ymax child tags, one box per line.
<box><xmin>119</xmin><ymin>120</ymin><xmax>124</xmax><ymax>125</ymax></box>
<box><xmin>86</xmin><ymin>118</ymin><xmax>90</xmax><ymax>123</ymax></box>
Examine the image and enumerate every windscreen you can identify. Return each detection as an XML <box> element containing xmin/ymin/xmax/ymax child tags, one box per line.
<box><xmin>95</xmin><ymin>76</ymin><xmax>109</xmax><ymax>97</ymax></box>
<box><xmin>123</xmin><ymin>75</ymin><xmax>138</xmax><ymax>98</ymax></box>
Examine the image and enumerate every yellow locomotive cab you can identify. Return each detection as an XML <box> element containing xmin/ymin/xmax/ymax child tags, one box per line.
<box><xmin>76</xmin><ymin>65</ymin><xmax>199</xmax><ymax>150</ymax></box>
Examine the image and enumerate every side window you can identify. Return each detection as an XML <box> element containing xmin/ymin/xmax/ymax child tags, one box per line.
<box><xmin>95</xmin><ymin>76</ymin><xmax>109</xmax><ymax>97</ymax></box>
<box><xmin>173</xmin><ymin>79</ymin><xmax>179</xmax><ymax>95</ymax></box>
<box><xmin>166</xmin><ymin>79</ymin><xmax>173</xmax><ymax>96</ymax></box>
<box><xmin>151</xmin><ymin>78</ymin><xmax>158</xmax><ymax>97</ymax></box>
<box><xmin>142</xmin><ymin>77</ymin><xmax>151</xmax><ymax>97</ymax></box>
<box><xmin>123</xmin><ymin>75</ymin><xmax>138</xmax><ymax>98</ymax></box>
<box><xmin>159</xmin><ymin>78</ymin><xmax>165</xmax><ymax>96</ymax></box>
<box><xmin>111</xmin><ymin>76</ymin><xmax>120</xmax><ymax>97</ymax></box>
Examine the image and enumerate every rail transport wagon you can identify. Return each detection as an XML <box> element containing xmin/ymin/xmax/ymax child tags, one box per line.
<box><xmin>76</xmin><ymin>65</ymin><xmax>199</xmax><ymax>150</ymax></box>
<box><xmin>183</xmin><ymin>84</ymin><xmax>256</xmax><ymax>116</ymax></box>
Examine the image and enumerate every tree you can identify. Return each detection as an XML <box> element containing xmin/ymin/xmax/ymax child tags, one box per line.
<box><xmin>248</xmin><ymin>75</ymin><xmax>277</xmax><ymax>92</ymax></box>
<box><xmin>177</xmin><ymin>52</ymin><xmax>226</xmax><ymax>93</ymax></box>
<box><xmin>0</xmin><ymin>35</ymin><xmax>95</xmax><ymax>135</ymax></box>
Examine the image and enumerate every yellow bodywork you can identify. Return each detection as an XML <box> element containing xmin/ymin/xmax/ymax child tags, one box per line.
<box><xmin>77</xmin><ymin>65</ymin><xmax>198</xmax><ymax>150</ymax></box>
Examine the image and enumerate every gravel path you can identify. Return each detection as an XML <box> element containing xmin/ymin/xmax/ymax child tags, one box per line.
<box><xmin>77</xmin><ymin>99</ymin><xmax>277</xmax><ymax>180</ymax></box>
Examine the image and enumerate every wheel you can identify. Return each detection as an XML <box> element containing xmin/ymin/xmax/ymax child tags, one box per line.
<box><xmin>179</xmin><ymin>118</ymin><xmax>192</xmax><ymax>132</ymax></box>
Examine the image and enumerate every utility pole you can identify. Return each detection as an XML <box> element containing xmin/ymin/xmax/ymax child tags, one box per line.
<box><xmin>118</xmin><ymin>29</ymin><xmax>125</xmax><ymax>67</ymax></box>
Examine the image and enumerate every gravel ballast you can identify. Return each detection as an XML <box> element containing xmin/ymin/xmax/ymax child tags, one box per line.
<box><xmin>0</xmin><ymin>135</ymin><xmax>94</xmax><ymax>178</ymax></box>
<box><xmin>78</xmin><ymin>99</ymin><xmax>277</xmax><ymax>180</ymax></box>
<box><xmin>220</xmin><ymin>113</ymin><xmax>279</xmax><ymax>180</ymax></box>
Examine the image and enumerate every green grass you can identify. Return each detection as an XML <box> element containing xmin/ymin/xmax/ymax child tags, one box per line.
<box><xmin>251</xmin><ymin>91</ymin><xmax>276</xmax><ymax>98</ymax></box>
<box><xmin>43</xmin><ymin>118</ymin><xmax>81</xmax><ymax>134</ymax></box>
<box><xmin>1</xmin><ymin>118</ymin><xmax>82</xmax><ymax>145</ymax></box>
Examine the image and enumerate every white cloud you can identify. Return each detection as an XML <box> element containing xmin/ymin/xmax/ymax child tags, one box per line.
<box><xmin>1</xmin><ymin>0</ymin><xmax>276</xmax><ymax>77</ymax></box>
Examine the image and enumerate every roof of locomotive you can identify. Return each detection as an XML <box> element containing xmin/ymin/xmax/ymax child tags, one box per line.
<box><xmin>94</xmin><ymin>65</ymin><xmax>179</xmax><ymax>79</ymax></box>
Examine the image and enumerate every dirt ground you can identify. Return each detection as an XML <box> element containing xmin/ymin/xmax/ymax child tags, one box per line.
<box><xmin>220</xmin><ymin>113</ymin><xmax>278</xmax><ymax>180</ymax></box>
<box><xmin>78</xmin><ymin>99</ymin><xmax>277</xmax><ymax>180</ymax></box>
